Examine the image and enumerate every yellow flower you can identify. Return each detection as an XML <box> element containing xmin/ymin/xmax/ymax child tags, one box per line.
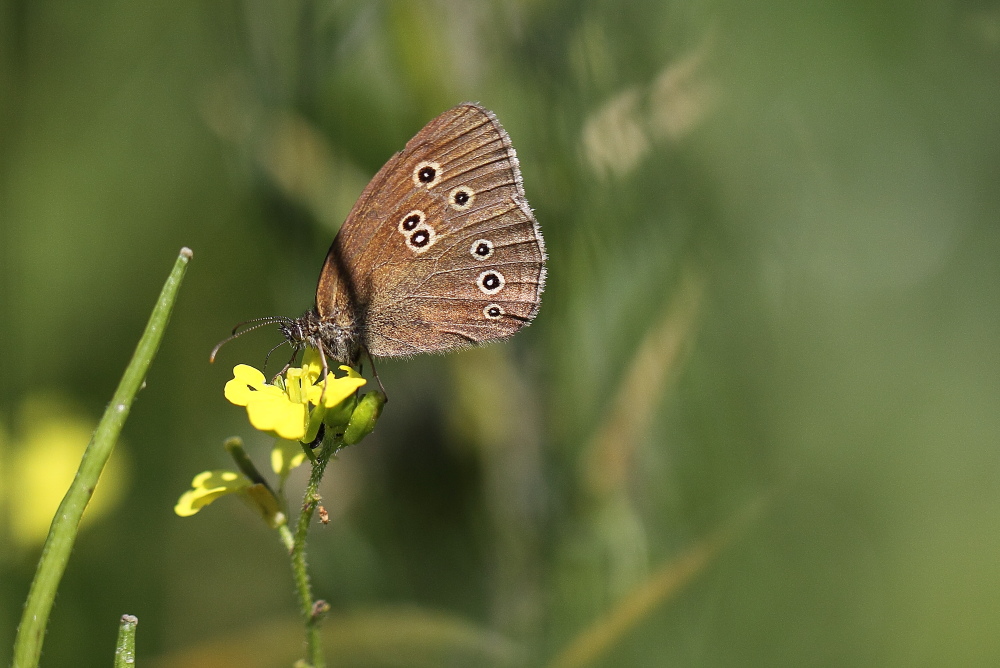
<box><xmin>3</xmin><ymin>395</ymin><xmax>128</xmax><ymax>548</ymax></box>
<box><xmin>225</xmin><ymin>364</ymin><xmax>309</xmax><ymax>440</ymax></box>
<box><xmin>175</xmin><ymin>470</ymin><xmax>285</xmax><ymax>526</ymax></box>
<box><xmin>174</xmin><ymin>470</ymin><xmax>251</xmax><ymax>516</ymax></box>
<box><xmin>309</xmin><ymin>365</ymin><xmax>366</xmax><ymax>408</ymax></box>
<box><xmin>224</xmin><ymin>352</ymin><xmax>366</xmax><ymax>443</ymax></box>
<box><xmin>177</xmin><ymin>353</ymin><xmax>380</xmax><ymax>524</ymax></box>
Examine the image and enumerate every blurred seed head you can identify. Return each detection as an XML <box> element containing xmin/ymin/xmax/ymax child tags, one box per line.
<box><xmin>582</xmin><ymin>37</ymin><xmax>718</xmax><ymax>179</ymax></box>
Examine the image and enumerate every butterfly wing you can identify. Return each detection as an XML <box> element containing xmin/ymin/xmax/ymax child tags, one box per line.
<box><xmin>316</xmin><ymin>103</ymin><xmax>546</xmax><ymax>358</ymax></box>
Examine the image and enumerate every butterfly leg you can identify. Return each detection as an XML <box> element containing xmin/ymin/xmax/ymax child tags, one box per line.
<box><xmin>363</xmin><ymin>346</ymin><xmax>389</xmax><ymax>400</ymax></box>
<box><xmin>315</xmin><ymin>340</ymin><xmax>332</xmax><ymax>405</ymax></box>
<box><xmin>263</xmin><ymin>340</ymin><xmax>293</xmax><ymax>377</ymax></box>
<box><xmin>271</xmin><ymin>347</ymin><xmax>300</xmax><ymax>385</ymax></box>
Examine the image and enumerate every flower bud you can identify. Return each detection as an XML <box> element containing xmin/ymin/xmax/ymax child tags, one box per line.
<box><xmin>343</xmin><ymin>391</ymin><xmax>386</xmax><ymax>445</ymax></box>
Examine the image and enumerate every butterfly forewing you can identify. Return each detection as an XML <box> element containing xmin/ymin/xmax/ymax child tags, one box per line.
<box><xmin>316</xmin><ymin>103</ymin><xmax>545</xmax><ymax>358</ymax></box>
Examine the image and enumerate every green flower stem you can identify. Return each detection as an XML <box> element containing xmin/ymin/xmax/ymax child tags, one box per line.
<box><xmin>11</xmin><ymin>248</ymin><xmax>193</xmax><ymax>668</ymax></box>
<box><xmin>288</xmin><ymin>435</ymin><xmax>340</xmax><ymax>668</ymax></box>
<box><xmin>114</xmin><ymin>615</ymin><xmax>138</xmax><ymax>668</ymax></box>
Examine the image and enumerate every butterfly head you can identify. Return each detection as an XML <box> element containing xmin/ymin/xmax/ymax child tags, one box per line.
<box><xmin>281</xmin><ymin>308</ymin><xmax>361</xmax><ymax>366</ymax></box>
<box><xmin>209</xmin><ymin>309</ymin><xmax>360</xmax><ymax>368</ymax></box>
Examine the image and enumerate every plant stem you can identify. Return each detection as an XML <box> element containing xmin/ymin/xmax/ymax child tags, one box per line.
<box><xmin>288</xmin><ymin>436</ymin><xmax>339</xmax><ymax>668</ymax></box>
<box><xmin>11</xmin><ymin>248</ymin><xmax>192</xmax><ymax>668</ymax></box>
<box><xmin>114</xmin><ymin>615</ymin><xmax>138</xmax><ymax>668</ymax></box>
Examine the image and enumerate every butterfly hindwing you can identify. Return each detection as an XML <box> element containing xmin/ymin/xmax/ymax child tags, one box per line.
<box><xmin>315</xmin><ymin>103</ymin><xmax>546</xmax><ymax>358</ymax></box>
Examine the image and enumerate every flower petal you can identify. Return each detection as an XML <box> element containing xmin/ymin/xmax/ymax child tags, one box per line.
<box><xmin>224</xmin><ymin>365</ymin><xmax>268</xmax><ymax>406</ymax></box>
<box><xmin>301</xmin><ymin>348</ymin><xmax>325</xmax><ymax>382</ymax></box>
<box><xmin>246</xmin><ymin>394</ymin><xmax>307</xmax><ymax>441</ymax></box>
<box><xmin>308</xmin><ymin>374</ymin><xmax>367</xmax><ymax>408</ymax></box>
<box><xmin>174</xmin><ymin>470</ymin><xmax>251</xmax><ymax>517</ymax></box>
<box><xmin>271</xmin><ymin>439</ymin><xmax>307</xmax><ymax>477</ymax></box>
<box><xmin>339</xmin><ymin>365</ymin><xmax>363</xmax><ymax>379</ymax></box>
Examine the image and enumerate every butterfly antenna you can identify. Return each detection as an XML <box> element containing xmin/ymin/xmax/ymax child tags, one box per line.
<box><xmin>209</xmin><ymin>318</ymin><xmax>291</xmax><ymax>363</ymax></box>
<box><xmin>230</xmin><ymin>315</ymin><xmax>292</xmax><ymax>335</ymax></box>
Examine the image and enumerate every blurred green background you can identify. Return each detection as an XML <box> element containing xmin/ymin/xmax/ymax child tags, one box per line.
<box><xmin>2</xmin><ymin>1</ymin><xmax>1000</xmax><ymax>666</ymax></box>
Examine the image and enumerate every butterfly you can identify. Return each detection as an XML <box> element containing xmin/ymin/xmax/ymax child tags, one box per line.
<box><xmin>214</xmin><ymin>103</ymin><xmax>546</xmax><ymax>373</ymax></box>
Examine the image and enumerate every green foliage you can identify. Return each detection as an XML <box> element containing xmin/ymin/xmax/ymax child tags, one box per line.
<box><xmin>2</xmin><ymin>1</ymin><xmax>1000</xmax><ymax>666</ymax></box>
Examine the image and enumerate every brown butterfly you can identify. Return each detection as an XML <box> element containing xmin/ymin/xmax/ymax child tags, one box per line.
<box><xmin>214</xmin><ymin>103</ymin><xmax>546</xmax><ymax>371</ymax></box>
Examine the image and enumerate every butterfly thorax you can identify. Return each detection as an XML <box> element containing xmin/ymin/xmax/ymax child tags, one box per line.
<box><xmin>281</xmin><ymin>308</ymin><xmax>360</xmax><ymax>365</ymax></box>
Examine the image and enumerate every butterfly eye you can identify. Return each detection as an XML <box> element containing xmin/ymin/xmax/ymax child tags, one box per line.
<box><xmin>483</xmin><ymin>304</ymin><xmax>505</xmax><ymax>320</ymax></box>
<box><xmin>405</xmin><ymin>224</ymin><xmax>436</xmax><ymax>253</ymax></box>
<box><xmin>413</xmin><ymin>161</ymin><xmax>441</xmax><ymax>187</ymax></box>
<box><xmin>470</xmin><ymin>239</ymin><xmax>494</xmax><ymax>260</ymax></box>
<box><xmin>398</xmin><ymin>210</ymin><xmax>425</xmax><ymax>234</ymax></box>
<box><xmin>476</xmin><ymin>270</ymin><xmax>505</xmax><ymax>295</ymax></box>
<box><xmin>449</xmin><ymin>187</ymin><xmax>475</xmax><ymax>211</ymax></box>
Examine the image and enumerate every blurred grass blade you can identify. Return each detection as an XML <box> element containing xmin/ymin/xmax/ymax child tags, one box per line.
<box><xmin>12</xmin><ymin>248</ymin><xmax>193</xmax><ymax>668</ymax></box>
<box><xmin>547</xmin><ymin>498</ymin><xmax>767</xmax><ymax>668</ymax></box>
<box><xmin>582</xmin><ymin>270</ymin><xmax>704</xmax><ymax>501</ymax></box>
<box><xmin>150</xmin><ymin>607</ymin><xmax>522</xmax><ymax>668</ymax></box>
<box><xmin>200</xmin><ymin>82</ymin><xmax>369</xmax><ymax>232</ymax></box>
